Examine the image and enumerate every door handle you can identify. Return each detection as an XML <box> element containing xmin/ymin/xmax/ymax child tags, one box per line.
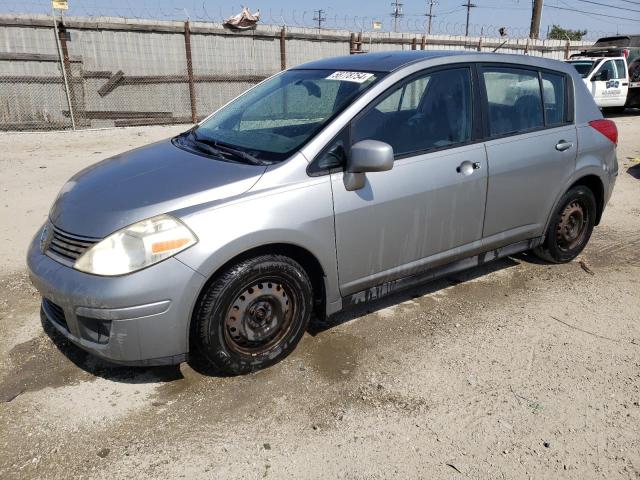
<box><xmin>555</xmin><ymin>140</ymin><xmax>573</xmax><ymax>152</ymax></box>
<box><xmin>457</xmin><ymin>161</ymin><xmax>481</xmax><ymax>175</ymax></box>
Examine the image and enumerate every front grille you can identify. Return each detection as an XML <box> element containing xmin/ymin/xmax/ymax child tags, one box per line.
<box><xmin>43</xmin><ymin>298</ymin><xmax>68</xmax><ymax>330</ymax></box>
<box><xmin>46</xmin><ymin>225</ymin><xmax>99</xmax><ymax>263</ymax></box>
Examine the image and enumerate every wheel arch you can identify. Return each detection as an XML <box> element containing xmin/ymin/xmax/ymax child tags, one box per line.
<box><xmin>187</xmin><ymin>243</ymin><xmax>327</xmax><ymax>350</ymax></box>
<box><xmin>568</xmin><ymin>174</ymin><xmax>605</xmax><ymax>225</ymax></box>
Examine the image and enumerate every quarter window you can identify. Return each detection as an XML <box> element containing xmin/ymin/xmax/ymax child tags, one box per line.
<box><xmin>309</xmin><ymin>128</ymin><xmax>349</xmax><ymax>175</ymax></box>
<box><xmin>352</xmin><ymin>68</ymin><xmax>473</xmax><ymax>156</ymax></box>
<box><xmin>483</xmin><ymin>68</ymin><xmax>544</xmax><ymax>136</ymax></box>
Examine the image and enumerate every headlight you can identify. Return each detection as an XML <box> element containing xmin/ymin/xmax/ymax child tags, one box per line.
<box><xmin>74</xmin><ymin>214</ymin><xmax>197</xmax><ymax>276</ymax></box>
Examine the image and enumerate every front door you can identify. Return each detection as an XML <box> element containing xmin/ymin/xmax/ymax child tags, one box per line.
<box><xmin>590</xmin><ymin>59</ymin><xmax>629</xmax><ymax>107</ymax></box>
<box><xmin>329</xmin><ymin>67</ymin><xmax>488</xmax><ymax>296</ymax></box>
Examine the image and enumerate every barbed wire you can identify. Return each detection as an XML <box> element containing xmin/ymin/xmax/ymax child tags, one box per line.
<box><xmin>0</xmin><ymin>0</ymin><xmax>619</xmax><ymax>40</ymax></box>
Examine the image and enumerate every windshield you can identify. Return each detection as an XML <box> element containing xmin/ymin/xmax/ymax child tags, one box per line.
<box><xmin>568</xmin><ymin>60</ymin><xmax>596</xmax><ymax>78</ymax></box>
<box><xmin>189</xmin><ymin>69</ymin><xmax>381</xmax><ymax>163</ymax></box>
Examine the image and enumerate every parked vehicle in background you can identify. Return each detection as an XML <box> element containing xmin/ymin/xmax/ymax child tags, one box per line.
<box><xmin>589</xmin><ymin>35</ymin><xmax>640</xmax><ymax>62</ymax></box>
<box><xmin>567</xmin><ymin>56</ymin><xmax>629</xmax><ymax>112</ymax></box>
<box><xmin>568</xmin><ymin>35</ymin><xmax>640</xmax><ymax>112</ymax></box>
<box><xmin>28</xmin><ymin>51</ymin><xmax>619</xmax><ymax>375</ymax></box>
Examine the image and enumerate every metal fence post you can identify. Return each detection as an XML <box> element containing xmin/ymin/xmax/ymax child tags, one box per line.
<box><xmin>52</xmin><ymin>13</ymin><xmax>75</xmax><ymax>130</ymax></box>
<box><xmin>280</xmin><ymin>27</ymin><xmax>286</xmax><ymax>70</ymax></box>
<box><xmin>183</xmin><ymin>20</ymin><xmax>197</xmax><ymax>123</ymax></box>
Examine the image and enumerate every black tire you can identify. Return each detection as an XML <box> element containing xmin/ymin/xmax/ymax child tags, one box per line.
<box><xmin>534</xmin><ymin>185</ymin><xmax>597</xmax><ymax>263</ymax></box>
<box><xmin>192</xmin><ymin>255</ymin><xmax>313</xmax><ymax>375</ymax></box>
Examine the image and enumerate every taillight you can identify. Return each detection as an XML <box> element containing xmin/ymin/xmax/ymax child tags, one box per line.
<box><xmin>589</xmin><ymin>119</ymin><xmax>618</xmax><ymax>145</ymax></box>
<box><xmin>623</xmin><ymin>48</ymin><xmax>630</xmax><ymax>58</ymax></box>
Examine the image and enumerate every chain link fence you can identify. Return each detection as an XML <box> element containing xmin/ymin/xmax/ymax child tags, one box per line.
<box><xmin>0</xmin><ymin>13</ymin><xmax>592</xmax><ymax>132</ymax></box>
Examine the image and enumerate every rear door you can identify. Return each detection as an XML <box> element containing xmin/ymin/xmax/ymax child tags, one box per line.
<box><xmin>329</xmin><ymin>66</ymin><xmax>488</xmax><ymax>296</ymax></box>
<box><xmin>480</xmin><ymin>65</ymin><xmax>577</xmax><ymax>244</ymax></box>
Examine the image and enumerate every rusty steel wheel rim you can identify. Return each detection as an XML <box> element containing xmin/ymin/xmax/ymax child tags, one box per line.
<box><xmin>224</xmin><ymin>279</ymin><xmax>295</xmax><ymax>355</ymax></box>
<box><xmin>556</xmin><ymin>200</ymin><xmax>589</xmax><ymax>252</ymax></box>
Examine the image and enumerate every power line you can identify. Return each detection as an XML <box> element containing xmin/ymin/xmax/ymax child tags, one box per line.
<box><xmin>546</xmin><ymin>4</ymin><xmax>640</xmax><ymax>21</ymax></box>
<box><xmin>557</xmin><ymin>0</ymin><xmax>640</xmax><ymax>25</ymax></box>
<box><xmin>571</xmin><ymin>0</ymin><xmax>640</xmax><ymax>14</ymax></box>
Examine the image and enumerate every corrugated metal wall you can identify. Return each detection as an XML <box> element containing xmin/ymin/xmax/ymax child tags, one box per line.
<box><xmin>0</xmin><ymin>14</ymin><xmax>591</xmax><ymax>131</ymax></box>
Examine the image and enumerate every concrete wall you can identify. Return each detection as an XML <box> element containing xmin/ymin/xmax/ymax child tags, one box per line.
<box><xmin>0</xmin><ymin>13</ymin><xmax>592</xmax><ymax>131</ymax></box>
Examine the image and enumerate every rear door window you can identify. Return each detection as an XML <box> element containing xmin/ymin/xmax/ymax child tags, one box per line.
<box><xmin>482</xmin><ymin>67</ymin><xmax>544</xmax><ymax>136</ymax></box>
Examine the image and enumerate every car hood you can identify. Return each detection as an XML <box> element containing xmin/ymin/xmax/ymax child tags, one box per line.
<box><xmin>49</xmin><ymin>139</ymin><xmax>266</xmax><ymax>238</ymax></box>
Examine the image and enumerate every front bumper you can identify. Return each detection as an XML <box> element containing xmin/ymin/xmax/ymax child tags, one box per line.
<box><xmin>27</xmin><ymin>231</ymin><xmax>207</xmax><ymax>366</ymax></box>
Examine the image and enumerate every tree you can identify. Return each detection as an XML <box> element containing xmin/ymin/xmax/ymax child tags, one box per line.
<box><xmin>548</xmin><ymin>25</ymin><xmax>587</xmax><ymax>41</ymax></box>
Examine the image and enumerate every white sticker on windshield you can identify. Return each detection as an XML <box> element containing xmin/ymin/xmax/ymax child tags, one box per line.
<box><xmin>326</xmin><ymin>71</ymin><xmax>375</xmax><ymax>83</ymax></box>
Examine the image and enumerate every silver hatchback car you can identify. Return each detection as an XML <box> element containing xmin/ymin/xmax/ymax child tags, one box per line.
<box><xmin>28</xmin><ymin>51</ymin><xmax>618</xmax><ymax>374</ymax></box>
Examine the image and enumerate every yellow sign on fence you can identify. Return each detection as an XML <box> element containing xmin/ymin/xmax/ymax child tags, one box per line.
<box><xmin>52</xmin><ymin>0</ymin><xmax>68</xmax><ymax>10</ymax></box>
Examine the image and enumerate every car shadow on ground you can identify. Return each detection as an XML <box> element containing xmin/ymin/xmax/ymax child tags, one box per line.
<box><xmin>308</xmin><ymin>256</ymin><xmax>521</xmax><ymax>335</ymax></box>
<box><xmin>40</xmin><ymin>255</ymin><xmax>525</xmax><ymax>381</ymax></box>
<box><xmin>41</xmin><ymin>312</ymin><xmax>183</xmax><ymax>384</ymax></box>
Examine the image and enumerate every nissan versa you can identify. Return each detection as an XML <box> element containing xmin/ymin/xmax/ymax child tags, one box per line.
<box><xmin>28</xmin><ymin>51</ymin><xmax>618</xmax><ymax>374</ymax></box>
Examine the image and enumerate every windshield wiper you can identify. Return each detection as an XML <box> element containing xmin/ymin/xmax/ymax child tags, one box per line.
<box><xmin>191</xmin><ymin>131</ymin><xmax>268</xmax><ymax>166</ymax></box>
<box><xmin>180</xmin><ymin>131</ymin><xmax>224</xmax><ymax>157</ymax></box>
<box><xmin>211</xmin><ymin>142</ymin><xmax>269</xmax><ymax>166</ymax></box>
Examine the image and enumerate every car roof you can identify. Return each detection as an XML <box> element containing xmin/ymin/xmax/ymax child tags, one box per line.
<box><xmin>291</xmin><ymin>50</ymin><xmax>569</xmax><ymax>74</ymax></box>
<box><xmin>291</xmin><ymin>50</ymin><xmax>470</xmax><ymax>73</ymax></box>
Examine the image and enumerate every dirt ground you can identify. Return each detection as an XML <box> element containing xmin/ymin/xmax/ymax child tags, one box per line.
<box><xmin>1</xmin><ymin>116</ymin><xmax>639</xmax><ymax>480</ymax></box>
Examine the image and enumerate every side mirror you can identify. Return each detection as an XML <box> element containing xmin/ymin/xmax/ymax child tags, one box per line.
<box><xmin>594</xmin><ymin>69</ymin><xmax>610</xmax><ymax>82</ymax></box>
<box><xmin>344</xmin><ymin>140</ymin><xmax>394</xmax><ymax>191</ymax></box>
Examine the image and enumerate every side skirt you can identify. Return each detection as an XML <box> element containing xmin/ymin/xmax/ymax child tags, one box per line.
<box><xmin>342</xmin><ymin>237</ymin><xmax>543</xmax><ymax>308</ymax></box>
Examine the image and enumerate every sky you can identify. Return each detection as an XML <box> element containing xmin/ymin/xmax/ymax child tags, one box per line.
<box><xmin>1</xmin><ymin>0</ymin><xmax>639</xmax><ymax>39</ymax></box>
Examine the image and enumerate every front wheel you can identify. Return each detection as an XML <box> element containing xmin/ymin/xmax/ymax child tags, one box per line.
<box><xmin>534</xmin><ymin>185</ymin><xmax>597</xmax><ymax>263</ymax></box>
<box><xmin>192</xmin><ymin>255</ymin><xmax>313</xmax><ymax>375</ymax></box>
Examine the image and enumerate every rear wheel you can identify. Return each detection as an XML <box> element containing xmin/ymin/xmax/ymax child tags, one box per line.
<box><xmin>534</xmin><ymin>185</ymin><xmax>597</xmax><ymax>263</ymax></box>
<box><xmin>192</xmin><ymin>255</ymin><xmax>313</xmax><ymax>375</ymax></box>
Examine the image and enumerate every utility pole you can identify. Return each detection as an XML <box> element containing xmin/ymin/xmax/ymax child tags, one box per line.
<box><xmin>529</xmin><ymin>0</ymin><xmax>544</xmax><ymax>39</ymax></box>
<box><xmin>313</xmin><ymin>9</ymin><xmax>326</xmax><ymax>30</ymax></box>
<box><xmin>390</xmin><ymin>0</ymin><xmax>404</xmax><ymax>33</ymax></box>
<box><xmin>425</xmin><ymin>0</ymin><xmax>437</xmax><ymax>35</ymax></box>
<box><xmin>462</xmin><ymin>0</ymin><xmax>476</xmax><ymax>37</ymax></box>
